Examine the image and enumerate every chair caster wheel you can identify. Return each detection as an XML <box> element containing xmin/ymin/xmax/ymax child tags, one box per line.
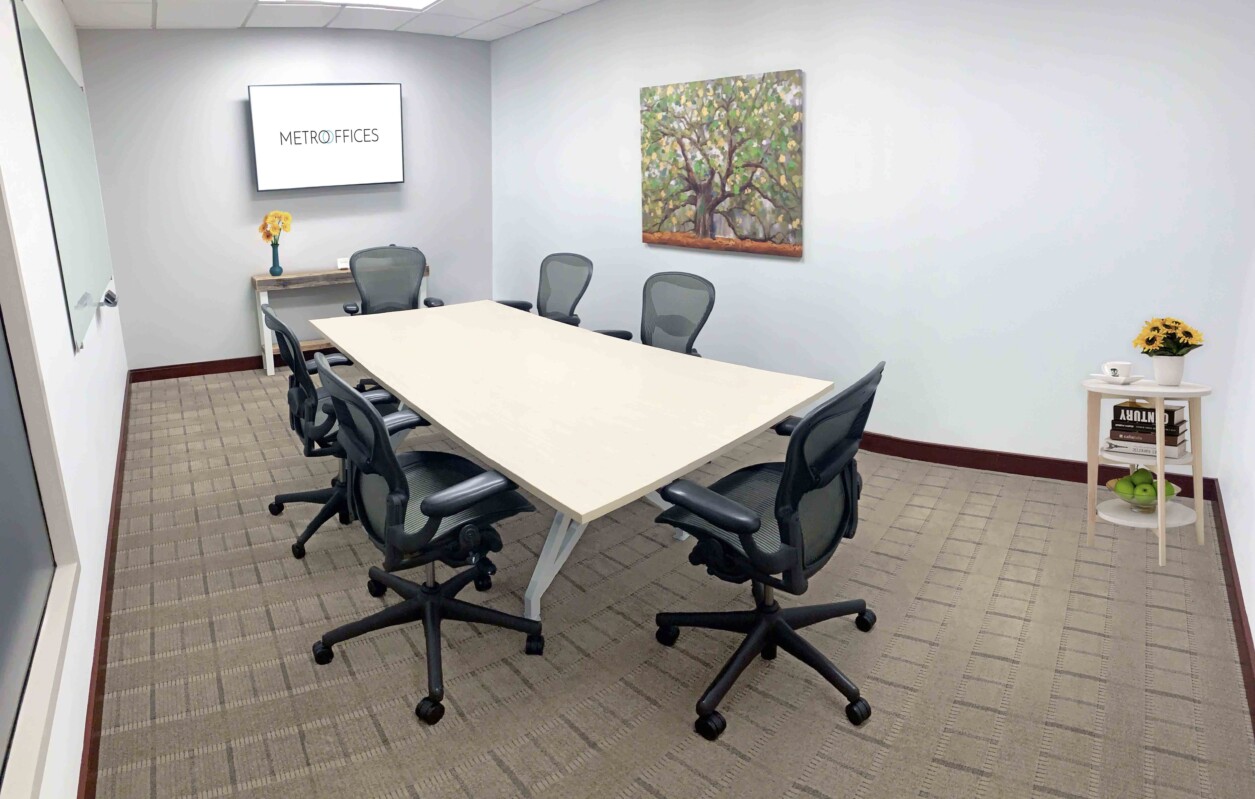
<box><xmin>338</xmin><ymin>511</ymin><xmax>351</xmax><ymax>525</ymax></box>
<box><xmin>525</xmin><ymin>634</ymin><xmax>544</xmax><ymax>656</ymax></box>
<box><xmin>474</xmin><ymin>574</ymin><xmax>493</xmax><ymax>592</ymax></box>
<box><xmin>846</xmin><ymin>698</ymin><xmax>871</xmax><ymax>726</ymax></box>
<box><xmin>695</xmin><ymin>711</ymin><xmax>726</xmax><ymax>741</ymax></box>
<box><xmin>656</xmin><ymin>625</ymin><xmax>680</xmax><ymax>647</ymax></box>
<box><xmin>312</xmin><ymin>641</ymin><xmax>334</xmax><ymax>665</ymax></box>
<box><xmin>367</xmin><ymin>579</ymin><xmax>387</xmax><ymax>598</ymax></box>
<box><xmin>415</xmin><ymin>697</ymin><xmax>444</xmax><ymax>725</ymax></box>
<box><xmin>291</xmin><ymin>542</ymin><xmax>306</xmax><ymax>559</ymax></box>
<box><xmin>269</xmin><ymin>501</ymin><xmax>284</xmax><ymax>516</ymax></box>
<box><xmin>762</xmin><ymin>641</ymin><xmax>777</xmax><ymax>660</ymax></box>
<box><xmin>477</xmin><ymin>556</ymin><xmax>498</xmax><ymax>576</ymax></box>
<box><xmin>855</xmin><ymin>609</ymin><xmax>877</xmax><ymax>632</ymax></box>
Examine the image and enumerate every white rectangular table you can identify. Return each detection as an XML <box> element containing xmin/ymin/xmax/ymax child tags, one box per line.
<box><xmin>313</xmin><ymin>301</ymin><xmax>832</xmax><ymax>620</ymax></box>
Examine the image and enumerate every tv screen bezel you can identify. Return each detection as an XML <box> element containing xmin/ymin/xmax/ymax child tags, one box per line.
<box><xmin>247</xmin><ymin>82</ymin><xmax>405</xmax><ymax>192</ymax></box>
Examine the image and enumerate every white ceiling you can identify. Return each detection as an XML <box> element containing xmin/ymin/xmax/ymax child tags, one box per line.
<box><xmin>63</xmin><ymin>0</ymin><xmax>603</xmax><ymax>41</ymax></box>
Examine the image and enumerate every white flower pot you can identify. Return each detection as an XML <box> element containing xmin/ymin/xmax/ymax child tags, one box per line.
<box><xmin>1152</xmin><ymin>355</ymin><xmax>1185</xmax><ymax>386</ymax></box>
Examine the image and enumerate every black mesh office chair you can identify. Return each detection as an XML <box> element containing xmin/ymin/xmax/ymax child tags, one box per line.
<box><xmin>343</xmin><ymin>245</ymin><xmax>444</xmax><ymax>316</ymax></box>
<box><xmin>598</xmin><ymin>272</ymin><xmax>715</xmax><ymax>356</ymax></box>
<box><xmin>310</xmin><ymin>353</ymin><xmax>544</xmax><ymax>725</ymax></box>
<box><xmin>652</xmin><ymin>362</ymin><xmax>885</xmax><ymax>740</ymax></box>
<box><xmin>262</xmin><ymin>305</ymin><xmax>414</xmax><ymax>558</ymax></box>
<box><xmin>498</xmin><ymin>252</ymin><xmax>593</xmax><ymax>325</ymax></box>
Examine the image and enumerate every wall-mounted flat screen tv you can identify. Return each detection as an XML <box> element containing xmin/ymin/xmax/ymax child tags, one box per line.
<box><xmin>248</xmin><ymin>83</ymin><xmax>403</xmax><ymax>191</ymax></box>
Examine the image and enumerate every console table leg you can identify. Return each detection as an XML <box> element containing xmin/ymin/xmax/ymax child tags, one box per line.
<box><xmin>1189</xmin><ymin>396</ymin><xmax>1205</xmax><ymax>546</ymax></box>
<box><xmin>1086</xmin><ymin>391</ymin><xmax>1100</xmax><ymax>546</ymax></box>
<box><xmin>257</xmin><ymin>290</ymin><xmax>275</xmax><ymax>377</ymax></box>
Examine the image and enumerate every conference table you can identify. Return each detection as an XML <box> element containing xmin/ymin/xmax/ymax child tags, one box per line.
<box><xmin>312</xmin><ymin>301</ymin><xmax>833</xmax><ymax>621</ymax></box>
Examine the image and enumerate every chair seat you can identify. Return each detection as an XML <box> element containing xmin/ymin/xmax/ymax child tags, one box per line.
<box><xmin>360</xmin><ymin>451</ymin><xmax>535</xmax><ymax>554</ymax></box>
<box><xmin>657</xmin><ymin>462</ymin><xmax>785</xmax><ymax>557</ymax></box>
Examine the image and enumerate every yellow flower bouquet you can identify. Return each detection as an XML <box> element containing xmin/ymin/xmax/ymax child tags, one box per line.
<box><xmin>1133</xmin><ymin>317</ymin><xmax>1203</xmax><ymax>386</ymax></box>
<box><xmin>260</xmin><ymin>211</ymin><xmax>292</xmax><ymax>276</ymax></box>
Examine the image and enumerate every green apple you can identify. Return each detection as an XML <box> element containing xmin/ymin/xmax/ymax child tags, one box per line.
<box><xmin>1161</xmin><ymin>482</ymin><xmax>1177</xmax><ymax>497</ymax></box>
<box><xmin>1130</xmin><ymin>468</ymin><xmax>1155</xmax><ymax>486</ymax></box>
<box><xmin>1114</xmin><ymin>477</ymin><xmax>1136</xmax><ymax>497</ymax></box>
<box><xmin>1133</xmin><ymin>483</ymin><xmax>1157</xmax><ymax>501</ymax></box>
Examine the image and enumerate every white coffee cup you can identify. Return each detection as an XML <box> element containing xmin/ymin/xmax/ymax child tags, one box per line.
<box><xmin>1102</xmin><ymin>361</ymin><xmax>1132</xmax><ymax>380</ymax></box>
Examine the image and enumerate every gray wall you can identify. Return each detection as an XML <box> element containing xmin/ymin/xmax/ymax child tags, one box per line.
<box><xmin>79</xmin><ymin>28</ymin><xmax>493</xmax><ymax>368</ymax></box>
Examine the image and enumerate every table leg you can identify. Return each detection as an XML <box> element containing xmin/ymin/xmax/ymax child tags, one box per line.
<box><xmin>523</xmin><ymin>512</ymin><xmax>588</xmax><ymax>621</ymax></box>
<box><xmin>257</xmin><ymin>290</ymin><xmax>275</xmax><ymax>376</ymax></box>
<box><xmin>645</xmin><ymin>490</ymin><xmax>689</xmax><ymax>541</ymax></box>
<box><xmin>1189</xmin><ymin>396</ymin><xmax>1205</xmax><ymax>546</ymax></box>
<box><xmin>1154</xmin><ymin>396</ymin><xmax>1166</xmax><ymax>567</ymax></box>
<box><xmin>1086</xmin><ymin>392</ymin><xmax>1100</xmax><ymax>546</ymax></box>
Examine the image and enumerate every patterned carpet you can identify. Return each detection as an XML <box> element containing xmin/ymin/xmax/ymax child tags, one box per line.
<box><xmin>96</xmin><ymin>368</ymin><xmax>1255</xmax><ymax>798</ymax></box>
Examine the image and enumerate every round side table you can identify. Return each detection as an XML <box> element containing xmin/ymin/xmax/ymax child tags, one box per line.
<box><xmin>1083</xmin><ymin>378</ymin><xmax>1211</xmax><ymax>566</ymax></box>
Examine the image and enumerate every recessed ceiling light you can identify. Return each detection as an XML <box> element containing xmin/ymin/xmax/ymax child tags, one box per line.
<box><xmin>258</xmin><ymin>1</ymin><xmax>442</xmax><ymax>11</ymax></box>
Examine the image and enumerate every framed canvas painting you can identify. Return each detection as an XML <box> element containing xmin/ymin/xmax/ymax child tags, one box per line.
<box><xmin>641</xmin><ymin>70</ymin><xmax>803</xmax><ymax>258</ymax></box>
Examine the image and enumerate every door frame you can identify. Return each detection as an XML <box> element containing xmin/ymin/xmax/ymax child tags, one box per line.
<box><xmin>0</xmin><ymin>165</ymin><xmax>82</xmax><ymax>798</ymax></box>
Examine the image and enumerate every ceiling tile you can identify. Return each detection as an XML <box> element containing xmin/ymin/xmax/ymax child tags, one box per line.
<box><xmin>246</xmin><ymin>3</ymin><xmax>342</xmax><ymax>28</ymax></box>
<box><xmin>328</xmin><ymin>6</ymin><xmax>420</xmax><ymax>30</ymax></box>
<box><xmin>156</xmin><ymin>0</ymin><xmax>255</xmax><ymax>29</ymax></box>
<box><xmin>532</xmin><ymin>0</ymin><xmax>600</xmax><ymax>12</ymax></box>
<box><xmin>493</xmin><ymin>5</ymin><xmax>558</xmax><ymax>29</ymax></box>
<box><xmin>427</xmin><ymin>0</ymin><xmax>528</xmax><ymax>22</ymax></box>
<box><xmin>397</xmin><ymin>13</ymin><xmax>479</xmax><ymax>36</ymax></box>
<box><xmin>68</xmin><ymin>2</ymin><xmax>153</xmax><ymax>29</ymax></box>
<box><xmin>456</xmin><ymin>20</ymin><xmax>519</xmax><ymax>40</ymax></box>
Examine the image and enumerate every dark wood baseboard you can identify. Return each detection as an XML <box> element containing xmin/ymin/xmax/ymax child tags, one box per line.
<box><xmin>128</xmin><ymin>355</ymin><xmax>264</xmax><ymax>383</ymax></box>
<box><xmin>1212</xmin><ymin>484</ymin><xmax>1255</xmax><ymax>739</ymax></box>
<box><xmin>861</xmin><ymin>431</ymin><xmax>1217</xmax><ymax>500</ymax></box>
<box><xmin>128</xmin><ymin>348</ymin><xmax>341</xmax><ymax>384</ymax></box>
<box><xmin>77</xmin><ymin>380</ymin><xmax>131</xmax><ymax>799</ymax></box>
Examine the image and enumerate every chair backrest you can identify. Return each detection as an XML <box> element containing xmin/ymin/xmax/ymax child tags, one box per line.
<box><xmin>314</xmin><ymin>353</ymin><xmax>409</xmax><ymax>553</ymax></box>
<box><xmin>640</xmin><ymin>272</ymin><xmax>715</xmax><ymax>355</ymax></box>
<box><xmin>774</xmin><ymin>362</ymin><xmax>884</xmax><ymax>593</ymax></box>
<box><xmin>261</xmin><ymin>304</ymin><xmax>319</xmax><ymax>439</ymax></box>
<box><xmin>350</xmin><ymin>245</ymin><xmax>426</xmax><ymax>314</ymax></box>
<box><xmin>535</xmin><ymin>253</ymin><xmax>593</xmax><ymax>318</ymax></box>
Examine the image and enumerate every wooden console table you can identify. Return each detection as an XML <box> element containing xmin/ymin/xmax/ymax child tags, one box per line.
<box><xmin>252</xmin><ymin>265</ymin><xmax>430</xmax><ymax>376</ymax></box>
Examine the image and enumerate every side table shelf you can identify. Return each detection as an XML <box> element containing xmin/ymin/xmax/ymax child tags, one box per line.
<box><xmin>1083</xmin><ymin>378</ymin><xmax>1211</xmax><ymax>566</ymax></box>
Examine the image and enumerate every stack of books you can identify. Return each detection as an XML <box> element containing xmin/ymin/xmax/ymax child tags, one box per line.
<box><xmin>1103</xmin><ymin>400</ymin><xmax>1189</xmax><ymax>458</ymax></box>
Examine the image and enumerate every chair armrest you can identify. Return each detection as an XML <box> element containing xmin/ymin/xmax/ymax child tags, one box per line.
<box><xmin>497</xmin><ymin>299</ymin><xmax>533</xmax><ymax>312</ymax></box>
<box><xmin>423</xmin><ymin>297</ymin><xmax>445</xmax><ymax>308</ymax></box>
<box><xmin>597</xmin><ymin>330</ymin><xmax>634</xmax><ymax>341</ymax></box>
<box><xmin>660</xmin><ymin>479</ymin><xmax>760</xmax><ymax>536</ymax></box>
<box><xmin>773</xmin><ymin>416</ymin><xmax>802</xmax><ymax>436</ymax></box>
<box><xmin>359</xmin><ymin>388</ymin><xmax>395</xmax><ymax>405</ymax></box>
<box><xmin>543</xmin><ymin>312</ymin><xmax>580</xmax><ymax>326</ymax></box>
<box><xmin>306</xmin><ymin>353</ymin><xmax>351</xmax><ymax>373</ymax></box>
<box><xmin>420</xmin><ymin>470</ymin><xmax>516</xmax><ymax>518</ymax></box>
<box><xmin>343</xmin><ymin>302</ymin><xmax>360</xmax><ymax>316</ymax></box>
<box><xmin>381</xmin><ymin>408</ymin><xmax>426</xmax><ymax>435</ymax></box>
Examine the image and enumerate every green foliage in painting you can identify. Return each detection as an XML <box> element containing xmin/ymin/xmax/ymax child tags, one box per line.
<box><xmin>641</xmin><ymin>70</ymin><xmax>803</xmax><ymax>257</ymax></box>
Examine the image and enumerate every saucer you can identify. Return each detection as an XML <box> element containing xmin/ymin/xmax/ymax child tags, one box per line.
<box><xmin>1089</xmin><ymin>373</ymin><xmax>1143</xmax><ymax>385</ymax></box>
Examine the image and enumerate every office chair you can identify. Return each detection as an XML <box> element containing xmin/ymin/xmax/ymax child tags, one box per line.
<box><xmin>652</xmin><ymin>362</ymin><xmax>885</xmax><ymax>740</ymax></box>
<box><xmin>310</xmin><ymin>352</ymin><xmax>544</xmax><ymax>725</ymax></box>
<box><xmin>262</xmin><ymin>305</ymin><xmax>416</xmax><ymax>558</ymax></box>
<box><xmin>498</xmin><ymin>252</ymin><xmax>593</xmax><ymax>325</ymax></box>
<box><xmin>343</xmin><ymin>245</ymin><xmax>445</xmax><ymax>316</ymax></box>
<box><xmin>597</xmin><ymin>272</ymin><xmax>715</xmax><ymax>356</ymax></box>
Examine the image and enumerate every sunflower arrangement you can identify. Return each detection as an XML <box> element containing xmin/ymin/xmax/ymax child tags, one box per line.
<box><xmin>1132</xmin><ymin>317</ymin><xmax>1204</xmax><ymax>356</ymax></box>
<box><xmin>259</xmin><ymin>210</ymin><xmax>292</xmax><ymax>245</ymax></box>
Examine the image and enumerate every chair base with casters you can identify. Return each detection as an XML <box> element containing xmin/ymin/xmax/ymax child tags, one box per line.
<box><xmin>269</xmin><ymin>465</ymin><xmax>351</xmax><ymax>560</ymax></box>
<box><xmin>656</xmin><ymin>582</ymin><xmax>875</xmax><ymax>740</ymax></box>
<box><xmin>314</xmin><ymin>556</ymin><xmax>542</xmax><ymax>725</ymax></box>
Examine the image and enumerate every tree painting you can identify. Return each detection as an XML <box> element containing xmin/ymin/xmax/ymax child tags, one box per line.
<box><xmin>641</xmin><ymin>70</ymin><xmax>803</xmax><ymax>258</ymax></box>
